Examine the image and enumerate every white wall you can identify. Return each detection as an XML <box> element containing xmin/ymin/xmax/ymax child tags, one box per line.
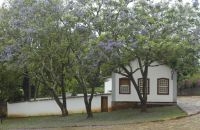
<box><xmin>112</xmin><ymin>61</ymin><xmax>177</xmax><ymax>103</ymax></box>
<box><xmin>104</xmin><ymin>78</ymin><xmax>112</xmax><ymax>93</ymax></box>
<box><xmin>7</xmin><ymin>94</ymin><xmax>112</xmax><ymax>117</ymax></box>
<box><xmin>173</xmin><ymin>71</ymin><xmax>177</xmax><ymax>102</ymax></box>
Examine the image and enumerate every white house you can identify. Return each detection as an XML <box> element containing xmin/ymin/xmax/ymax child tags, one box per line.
<box><xmin>104</xmin><ymin>78</ymin><xmax>112</xmax><ymax>93</ymax></box>
<box><xmin>111</xmin><ymin>60</ymin><xmax>177</xmax><ymax>110</ymax></box>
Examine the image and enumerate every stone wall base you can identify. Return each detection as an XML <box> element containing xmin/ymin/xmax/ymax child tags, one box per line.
<box><xmin>112</xmin><ymin>101</ymin><xmax>177</xmax><ymax>111</ymax></box>
<box><xmin>112</xmin><ymin>101</ymin><xmax>137</xmax><ymax>111</ymax></box>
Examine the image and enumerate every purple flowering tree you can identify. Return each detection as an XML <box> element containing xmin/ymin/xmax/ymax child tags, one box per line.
<box><xmin>99</xmin><ymin>0</ymin><xmax>199</xmax><ymax>112</ymax></box>
<box><xmin>70</xmin><ymin>0</ymin><xmax>108</xmax><ymax>118</ymax></box>
<box><xmin>74</xmin><ymin>45</ymin><xmax>103</xmax><ymax>118</ymax></box>
<box><xmin>3</xmin><ymin>0</ymin><xmax>81</xmax><ymax>116</ymax></box>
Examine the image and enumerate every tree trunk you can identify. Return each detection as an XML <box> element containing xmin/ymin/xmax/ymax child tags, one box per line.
<box><xmin>23</xmin><ymin>69</ymin><xmax>30</xmax><ymax>101</ymax></box>
<box><xmin>85</xmin><ymin>101</ymin><xmax>93</xmax><ymax>118</ymax></box>
<box><xmin>141</xmin><ymin>99</ymin><xmax>147</xmax><ymax>112</ymax></box>
<box><xmin>48</xmin><ymin>87</ymin><xmax>68</xmax><ymax>116</ymax></box>
<box><xmin>141</xmin><ymin>65</ymin><xmax>148</xmax><ymax>112</ymax></box>
<box><xmin>75</xmin><ymin>75</ymin><xmax>95</xmax><ymax>118</ymax></box>
<box><xmin>127</xmin><ymin>58</ymin><xmax>149</xmax><ymax>112</ymax></box>
<box><xmin>61</xmin><ymin>86</ymin><xmax>68</xmax><ymax>116</ymax></box>
<box><xmin>129</xmin><ymin>76</ymin><xmax>147</xmax><ymax>112</ymax></box>
<box><xmin>61</xmin><ymin>68</ymin><xmax>68</xmax><ymax>116</ymax></box>
<box><xmin>85</xmin><ymin>63</ymin><xmax>100</xmax><ymax>118</ymax></box>
<box><xmin>86</xmin><ymin>84</ymin><xmax>95</xmax><ymax>118</ymax></box>
<box><xmin>82</xmin><ymin>87</ymin><xmax>93</xmax><ymax>118</ymax></box>
<box><xmin>141</xmin><ymin>80</ymin><xmax>147</xmax><ymax>112</ymax></box>
<box><xmin>34</xmin><ymin>84</ymin><xmax>39</xmax><ymax>101</ymax></box>
<box><xmin>129</xmin><ymin>76</ymin><xmax>144</xmax><ymax>102</ymax></box>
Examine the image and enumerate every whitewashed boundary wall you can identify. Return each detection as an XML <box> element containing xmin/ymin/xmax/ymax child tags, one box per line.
<box><xmin>7</xmin><ymin>94</ymin><xmax>111</xmax><ymax>117</ymax></box>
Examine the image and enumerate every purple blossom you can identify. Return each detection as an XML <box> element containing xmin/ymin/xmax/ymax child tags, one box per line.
<box><xmin>76</xmin><ymin>24</ymin><xmax>87</xmax><ymax>31</ymax></box>
<box><xmin>125</xmin><ymin>0</ymin><xmax>134</xmax><ymax>4</ymax></box>
<box><xmin>69</xmin><ymin>1</ymin><xmax>74</xmax><ymax>4</ymax></box>
<box><xmin>19</xmin><ymin>7</ymin><xmax>35</xmax><ymax>17</ymax></box>
<box><xmin>193</xmin><ymin>0</ymin><xmax>199</xmax><ymax>7</ymax></box>
<box><xmin>119</xmin><ymin>10</ymin><xmax>128</xmax><ymax>19</ymax></box>
<box><xmin>129</xmin><ymin>37</ymin><xmax>136</xmax><ymax>43</ymax></box>
<box><xmin>11</xmin><ymin>0</ymin><xmax>24</xmax><ymax>8</ymax></box>
<box><xmin>85</xmin><ymin>49</ymin><xmax>102</xmax><ymax>69</ymax></box>
<box><xmin>52</xmin><ymin>5</ymin><xmax>62</xmax><ymax>13</ymax></box>
<box><xmin>23</xmin><ymin>28</ymin><xmax>36</xmax><ymax>34</ymax></box>
<box><xmin>65</xmin><ymin>1</ymin><xmax>74</xmax><ymax>10</ymax></box>
<box><xmin>77</xmin><ymin>0</ymin><xmax>86</xmax><ymax>5</ymax></box>
<box><xmin>75</xmin><ymin>8</ymin><xmax>86</xmax><ymax>18</ymax></box>
<box><xmin>99</xmin><ymin>40</ymin><xmax>124</xmax><ymax>51</ymax></box>
<box><xmin>128</xmin><ymin>37</ymin><xmax>138</xmax><ymax>48</ymax></box>
<box><xmin>0</xmin><ymin>45</ymin><xmax>19</xmax><ymax>61</ymax></box>
<box><xmin>10</xmin><ymin>19</ymin><xmax>24</xmax><ymax>29</ymax></box>
<box><xmin>155</xmin><ymin>3</ymin><xmax>161</xmax><ymax>9</ymax></box>
<box><xmin>26</xmin><ymin>36</ymin><xmax>33</xmax><ymax>43</ymax></box>
<box><xmin>139</xmin><ymin>29</ymin><xmax>148</xmax><ymax>35</ymax></box>
<box><xmin>102</xmin><ymin>0</ymin><xmax>111</xmax><ymax>4</ymax></box>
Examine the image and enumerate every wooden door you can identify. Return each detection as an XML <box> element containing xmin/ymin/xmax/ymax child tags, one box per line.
<box><xmin>101</xmin><ymin>96</ymin><xmax>108</xmax><ymax>112</ymax></box>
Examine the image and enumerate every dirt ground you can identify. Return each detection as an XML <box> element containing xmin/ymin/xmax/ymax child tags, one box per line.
<box><xmin>49</xmin><ymin>113</ymin><xmax>200</xmax><ymax>130</ymax></box>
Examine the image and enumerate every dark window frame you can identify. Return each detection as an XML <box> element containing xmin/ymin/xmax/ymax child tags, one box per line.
<box><xmin>157</xmin><ymin>78</ymin><xmax>169</xmax><ymax>95</ymax></box>
<box><xmin>138</xmin><ymin>78</ymin><xmax>150</xmax><ymax>95</ymax></box>
<box><xmin>119</xmin><ymin>78</ymin><xmax>131</xmax><ymax>94</ymax></box>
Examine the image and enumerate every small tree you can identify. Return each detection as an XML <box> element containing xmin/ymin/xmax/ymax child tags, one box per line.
<box><xmin>69</xmin><ymin>0</ymin><xmax>106</xmax><ymax>118</ymax></box>
<box><xmin>74</xmin><ymin>48</ymin><xmax>103</xmax><ymax>118</ymax></box>
<box><xmin>72</xmin><ymin>23</ymin><xmax>104</xmax><ymax>118</ymax></box>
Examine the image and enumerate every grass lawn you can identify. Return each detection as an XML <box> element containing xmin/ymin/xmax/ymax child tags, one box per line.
<box><xmin>0</xmin><ymin>106</ymin><xmax>186</xmax><ymax>130</ymax></box>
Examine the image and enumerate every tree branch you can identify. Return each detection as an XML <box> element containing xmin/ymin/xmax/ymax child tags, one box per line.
<box><xmin>137</xmin><ymin>57</ymin><xmax>144</xmax><ymax>76</ymax></box>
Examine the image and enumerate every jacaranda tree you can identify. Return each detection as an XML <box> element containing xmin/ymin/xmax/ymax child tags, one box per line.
<box><xmin>98</xmin><ymin>0</ymin><xmax>199</xmax><ymax>111</ymax></box>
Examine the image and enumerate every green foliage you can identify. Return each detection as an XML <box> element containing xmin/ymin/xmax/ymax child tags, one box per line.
<box><xmin>39</xmin><ymin>85</ymin><xmax>51</xmax><ymax>98</ymax></box>
<box><xmin>87</xmin><ymin>86</ymin><xmax>104</xmax><ymax>94</ymax></box>
<box><xmin>188</xmin><ymin>73</ymin><xmax>200</xmax><ymax>83</ymax></box>
<box><xmin>99</xmin><ymin>0</ymin><xmax>200</xmax><ymax>81</ymax></box>
<box><xmin>94</xmin><ymin>86</ymin><xmax>104</xmax><ymax>94</ymax></box>
<box><xmin>0</xmin><ymin>63</ymin><xmax>23</xmax><ymax>102</ymax></box>
<box><xmin>179</xmin><ymin>72</ymin><xmax>200</xmax><ymax>88</ymax></box>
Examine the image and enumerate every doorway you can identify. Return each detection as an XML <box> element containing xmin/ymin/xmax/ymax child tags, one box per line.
<box><xmin>101</xmin><ymin>96</ymin><xmax>108</xmax><ymax>112</ymax></box>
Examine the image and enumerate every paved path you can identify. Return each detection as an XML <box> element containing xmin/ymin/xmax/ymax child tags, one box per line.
<box><xmin>177</xmin><ymin>96</ymin><xmax>200</xmax><ymax>115</ymax></box>
<box><xmin>50</xmin><ymin>113</ymin><xmax>200</xmax><ymax>130</ymax></box>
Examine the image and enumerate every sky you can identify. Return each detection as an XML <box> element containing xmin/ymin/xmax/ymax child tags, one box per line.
<box><xmin>0</xmin><ymin>0</ymin><xmax>4</xmax><ymax>6</ymax></box>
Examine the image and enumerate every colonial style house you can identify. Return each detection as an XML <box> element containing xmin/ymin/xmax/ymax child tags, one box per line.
<box><xmin>111</xmin><ymin>60</ymin><xmax>177</xmax><ymax>110</ymax></box>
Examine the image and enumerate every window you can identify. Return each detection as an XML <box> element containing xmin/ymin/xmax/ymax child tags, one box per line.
<box><xmin>157</xmin><ymin>78</ymin><xmax>169</xmax><ymax>95</ymax></box>
<box><xmin>138</xmin><ymin>78</ymin><xmax>150</xmax><ymax>94</ymax></box>
<box><xmin>119</xmin><ymin>78</ymin><xmax>130</xmax><ymax>94</ymax></box>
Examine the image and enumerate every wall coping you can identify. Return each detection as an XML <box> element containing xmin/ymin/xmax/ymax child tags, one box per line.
<box><xmin>8</xmin><ymin>93</ymin><xmax>112</xmax><ymax>104</ymax></box>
